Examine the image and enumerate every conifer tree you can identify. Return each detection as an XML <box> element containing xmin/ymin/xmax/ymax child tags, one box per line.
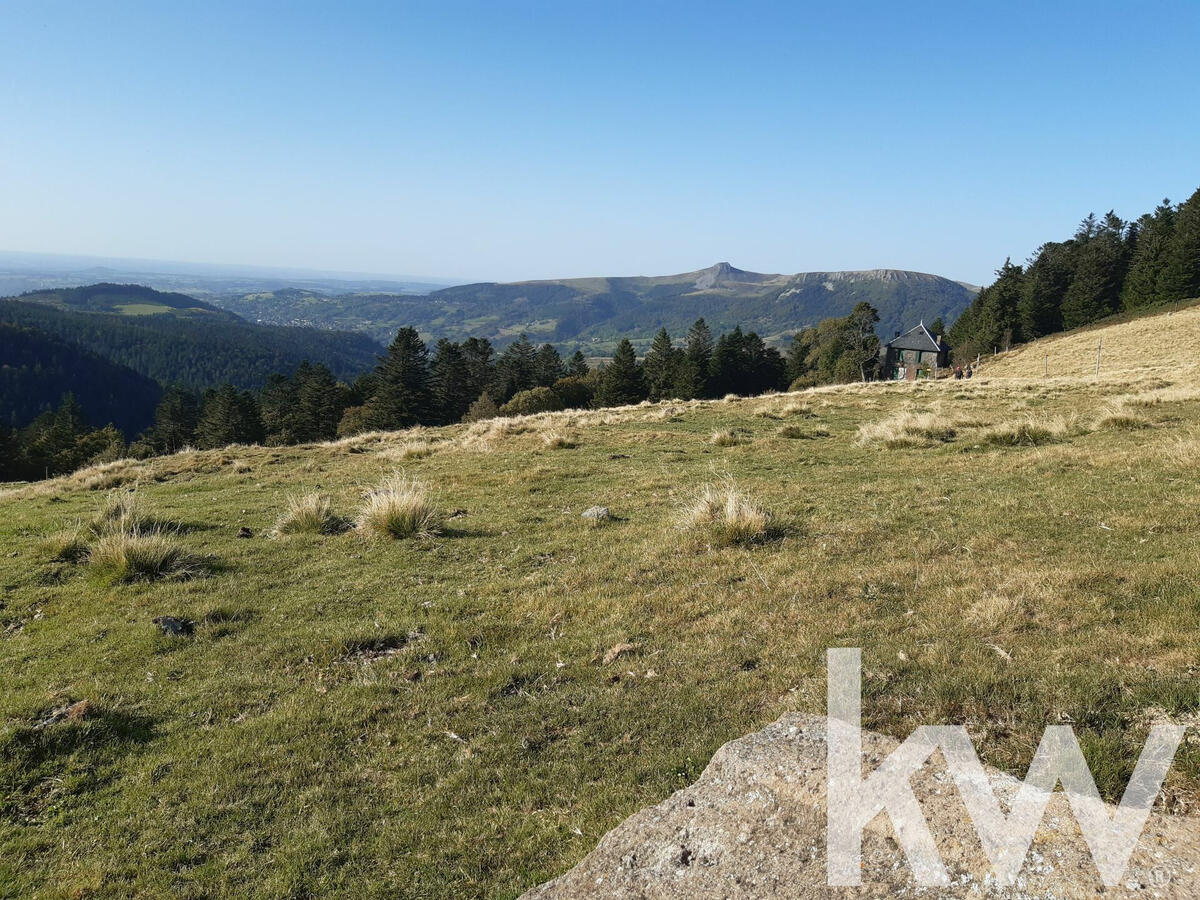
<box><xmin>1120</xmin><ymin>200</ymin><xmax>1176</xmax><ymax>310</ymax></box>
<box><xmin>566</xmin><ymin>350</ymin><xmax>589</xmax><ymax>377</ymax></box>
<box><xmin>294</xmin><ymin>363</ymin><xmax>345</xmax><ymax>442</ymax></box>
<box><xmin>142</xmin><ymin>387</ymin><xmax>199</xmax><ymax>453</ymax></box>
<box><xmin>595</xmin><ymin>338</ymin><xmax>647</xmax><ymax>407</ymax></box>
<box><xmin>195</xmin><ymin>384</ymin><xmax>264</xmax><ymax>449</ymax></box>
<box><xmin>641</xmin><ymin>328</ymin><xmax>682</xmax><ymax>400</ymax></box>
<box><xmin>533</xmin><ymin>343</ymin><xmax>565</xmax><ymax>387</ymax></box>
<box><xmin>677</xmin><ymin>318</ymin><xmax>714</xmax><ymax>398</ymax></box>
<box><xmin>460</xmin><ymin>338</ymin><xmax>496</xmax><ymax>401</ymax></box>
<box><xmin>1160</xmin><ymin>188</ymin><xmax>1200</xmax><ymax>304</ymax></box>
<box><xmin>430</xmin><ymin>339</ymin><xmax>472</xmax><ymax>425</ymax></box>
<box><xmin>492</xmin><ymin>335</ymin><xmax>538</xmax><ymax>402</ymax></box>
<box><xmin>366</xmin><ymin>327</ymin><xmax>433</xmax><ymax>429</ymax></box>
<box><xmin>1018</xmin><ymin>243</ymin><xmax>1072</xmax><ymax>339</ymax></box>
<box><xmin>1060</xmin><ymin>213</ymin><xmax>1128</xmax><ymax>328</ymax></box>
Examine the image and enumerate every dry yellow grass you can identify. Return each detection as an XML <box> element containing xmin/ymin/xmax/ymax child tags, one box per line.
<box><xmin>982</xmin><ymin>302</ymin><xmax>1200</xmax><ymax>379</ymax></box>
<box><xmin>683</xmin><ymin>480</ymin><xmax>771</xmax><ymax>546</ymax></box>
<box><xmin>274</xmin><ymin>491</ymin><xmax>345</xmax><ymax>535</ymax></box>
<box><xmin>855</xmin><ymin>410</ymin><xmax>956</xmax><ymax>448</ymax></box>
<box><xmin>355</xmin><ymin>472</ymin><xmax>442</xmax><ymax>539</ymax></box>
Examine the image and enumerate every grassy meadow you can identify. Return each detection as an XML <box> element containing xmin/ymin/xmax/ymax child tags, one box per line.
<box><xmin>4</xmin><ymin>308</ymin><xmax>1200</xmax><ymax>898</ymax></box>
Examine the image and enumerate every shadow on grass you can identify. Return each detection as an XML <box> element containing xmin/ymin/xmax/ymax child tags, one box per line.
<box><xmin>0</xmin><ymin>707</ymin><xmax>156</xmax><ymax>825</ymax></box>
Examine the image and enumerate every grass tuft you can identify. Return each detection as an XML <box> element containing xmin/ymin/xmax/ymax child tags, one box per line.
<box><xmin>856</xmin><ymin>411</ymin><xmax>956</xmax><ymax>449</ymax></box>
<box><xmin>274</xmin><ymin>492</ymin><xmax>346</xmax><ymax>536</ymax></box>
<box><xmin>43</xmin><ymin>526</ymin><xmax>90</xmax><ymax>563</ymax></box>
<box><xmin>541</xmin><ymin>429</ymin><xmax>576</xmax><ymax>450</ymax></box>
<box><xmin>91</xmin><ymin>491</ymin><xmax>155</xmax><ymax>536</ymax></box>
<box><xmin>709</xmin><ymin>429</ymin><xmax>748</xmax><ymax>447</ymax></box>
<box><xmin>356</xmin><ymin>473</ymin><xmax>442</xmax><ymax>539</ymax></box>
<box><xmin>683</xmin><ymin>480</ymin><xmax>771</xmax><ymax>546</ymax></box>
<box><xmin>88</xmin><ymin>531</ymin><xmax>200</xmax><ymax>583</ymax></box>
<box><xmin>978</xmin><ymin>416</ymin><xmax>1071</xmax><ymax>447</ymax></box>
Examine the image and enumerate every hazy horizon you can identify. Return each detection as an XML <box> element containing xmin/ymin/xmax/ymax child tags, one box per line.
<box><xmin>2</xmin><ymin>1</ymin><xmax>1197</xmax><ymax>287</ymax></box>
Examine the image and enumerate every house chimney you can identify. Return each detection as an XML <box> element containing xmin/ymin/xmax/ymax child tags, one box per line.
<box><xmin>936</xmin><ymin>334</ymin><xmax>943</xmax><ymax>344</ymax></box>
<box><xmin>894</xmin><ymin>330</ymin><xmax>901</xmax><ymax>338</ymax></box>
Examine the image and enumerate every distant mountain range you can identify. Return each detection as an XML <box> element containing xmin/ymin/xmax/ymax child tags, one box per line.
<box><xmin>213</xmin><ymin>263</ymin><xmax>978</xmax><ymax>350</ymax></box>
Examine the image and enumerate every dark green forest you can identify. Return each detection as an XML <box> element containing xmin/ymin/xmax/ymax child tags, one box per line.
<box><xmin>0</xmin><ymin>288</ymin><xmax>382</xmax><ymax>388</ymax></box>
<box><xmin>949</xmin><ymin>187</ymin><xmax>1200</xmax><ymax>359</ymax></box>
<box><xmin>0</xmin><ymin>323</ymin><xmax>162</xmax><ymax>435</ymax></box>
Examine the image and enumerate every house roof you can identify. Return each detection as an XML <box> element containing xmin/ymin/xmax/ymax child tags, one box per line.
<box><xmin>885</xmin><ymin>323</ymin><xmax>949</xmax><ymax>353</ymax></box>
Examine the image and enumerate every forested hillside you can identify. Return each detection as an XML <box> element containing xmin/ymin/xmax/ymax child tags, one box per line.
<box><xmin>213</xmin><ymin>264</ymin><xmax>976</xmax><ymax>351</ymax></box>
<box><xmin>949</xmin><ymin>187</ymin><xmax>1200</xmax><ymax>359</ymax></box>
<box><xmin>0</xmin><ymin>287</ymin><xmax>383</xmax><ymax>389</ymax></box>
<box><xmin>0</xmin><ymin>323</ymin><xmax>161</xmax><ymax>435</ymax></box>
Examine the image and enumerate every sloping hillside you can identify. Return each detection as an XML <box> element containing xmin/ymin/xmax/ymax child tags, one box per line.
<box><xmin>0</xmin><ymin>323</ymin><xmax>161</xmax><ymax>435</ymax></box>
<box><xmin>2</xmin><ymin>316</ymin><xmax>1198</xmax><ymax>896</ymax></box>
<box><xmin>16</xmin><ymin>283</ymin><xmax>236</xmax><ymax>319</ymax></box>
<box><xmin>981</xmin><ymin>300</ymin><xmax>1200</xmax><ymax>378</ymax></box>
<box><xmin>0</xmin><ymin>286</ymin><xmax>383</xmax><ymax>389</ymax></box>
<box><xmin>214</xmin><ymin>263</ymin><xmax>978</xmax><ymax>350</ymax></box>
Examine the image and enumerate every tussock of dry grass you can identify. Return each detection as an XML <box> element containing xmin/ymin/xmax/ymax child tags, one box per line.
<box><xmin>274</xmin><ymin>492</ymin><xmax>345</xmax><ymax>536</ymax></box>
<box><xmin>42</xmin><ymin>526</ymin><xmax>90</xmax><ymax>563</ymax></box>
<box><xmin>356</xmin><ymin>473</ymin><xmax>441</xmax><ymax>539</ymax></box>
<box><xmin>978</xmin><ymin>416</ymin><xmax>1072</xmax><ymax>447</ymax></box>
<box><xmin>855</xmin><ymin>411</ymin><xmax>956</xmax><ymax>449</ymax></box>
<box><xmin>709</xmin><ymin>429</ymin><xmax>748</xmax><ymax>447</ymax></box>
<box><xmin>541</xmin><ymin>429</ymin><xmax>576</xmax><ymax>450</ymax></box>
<box><xmin>91</xmin><ymin>491</ymin><xmax>155</xmax><ymax>536</ymax></box>
<box><xmin>382</xmin><ymin>439</ymin><xmax>433</xmax><ymax>461</ymax></box>
<box><xmin>683</xmin><ymin>480</ymin><xmax>770</xmax><ymax>546</ymax></box>
<box><xmin>88</xmin><ymin>531</ymin><xmax>199</xmax><ymax>583</ymax></box>
<box><xmin>1094</xmin><ymin>404</ymin><xmax>1150</xmax><ymax>431</ymax></box>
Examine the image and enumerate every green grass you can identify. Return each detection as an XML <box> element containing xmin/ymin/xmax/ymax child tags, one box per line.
<box><xmin>113</xmin><ymin>303</ymin><xmax>173</xmax><ymax>316</ymax></box>
<box><xmin>4</xmin><ymin>373</ymin><xmax>1200</xmax><ymax>897</ymax></box>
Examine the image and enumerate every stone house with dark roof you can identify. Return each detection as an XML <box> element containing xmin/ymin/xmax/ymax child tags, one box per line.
<box><xmin>879</xmin><ymin>323</ymin><xmax>951</xmax><ymax>380</ymax></box>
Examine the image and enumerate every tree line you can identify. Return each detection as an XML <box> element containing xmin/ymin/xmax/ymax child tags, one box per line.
<box><xmin>949</xmin><ymin>187</ymin><xmax>1200</xmax><ymax>360</ymax></box>
<box><xmin>2</xmin><ymin>306</ymin><xmax>887</xmax><ymax>482</ymax></box>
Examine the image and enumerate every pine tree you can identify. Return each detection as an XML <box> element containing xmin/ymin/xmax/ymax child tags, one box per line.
<box><xmin>492</xmin><ymin>335</ymin><xmax>538</xmax><ymax>402</ymax></box>
<box><xmin>294</xmin><ymin>363</ymin><xmax>345</xmax><ymax>442</ymax></box>
<box><xmin>430</xmin><ymin>339</ymin><xmax>472</xmax><ymax>425</ymax></box>
<box><xmin>1160</xmin><ymin>188</ymin><xmax>1200</xmax><ymax>304</ymax></box>
<box><xmin>1060</xmin><ymin>213</ymin><xmax>1128</xmax><ymax>329</ymax></box>
<box><xmin>142</xmin><ymin>387</ymin><xmax>199</xmax><ymax>453</ymax></box>
<box><xmin>1120</xmin><ymin>200</ymin><xmax>1176</xmax><ymax>310</ymax></box>
<box><xmin>460</xmin><ymin>338</ymin><xmax>496</xmax><ymax>401</ymax></box>
<box><xmin>595</xmin><ymin>339</ymin><xmax>647</xmax><ymax>407</ymax></box>
<box><xmin>678</xmin><ymin>318</ymin><xmax>714</xmax><ymax>398</ymax></box>
<box><xmin>533</xmin><ymin>343</ymin><xmax>565</xmax><ymax>387</ymax></box>
<box><xmin>566</xmin><ymin>350</ymin><xmax>589</xmax><ymax>377</ymax></box>
<box><xmin>1017</xmin><ymin>243</ymin><xmax>1072</xmax><ymax>339</ymax></box>
<box><xmin>195</xmin><ymin>384</ymin><xmax>264</xmax><ymax>448</ymax></box>
<box><xmin>259</xmin><ymin>372</ymin><xmax>299</xmax><ymax>444</ymax></box>
<box><xmin>641</xmin><ymin>328</ymin><xmax>682</xmax><ymax>400</ymax></box>
<box><xmin>366</xmin><ymin>327</ymin><xmax>433</xmax><ymax>429</ymax></box>
<box><xmin>708</xmin><ymin>328</ymin><xmax>744</xmax><ymax>396</ymax></box>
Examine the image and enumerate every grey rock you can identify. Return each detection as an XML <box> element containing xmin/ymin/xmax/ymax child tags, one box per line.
<box><xmin>523</xmin><ymin>713</ymin><xmax>1200</xmax><ymax>899</ymax></box>
<box><xmin>153</xmin><ymin>615</ymin><xmax>195</xmax><ymax>637</ymax></box>
<box><xmin>581</xmin><ymin>506</ymin><xmax>611</xmax><ymax>521</ymax></box>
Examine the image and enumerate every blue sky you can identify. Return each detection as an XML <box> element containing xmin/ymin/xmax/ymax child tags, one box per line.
<box><xmin>1</xmin><ymin>0</ymin><xmax>1197</xmax><ymax>285</ymax></box>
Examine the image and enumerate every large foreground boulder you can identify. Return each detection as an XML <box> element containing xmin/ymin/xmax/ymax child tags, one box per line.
<box><xmin>524</xmin><ymin>713</ymin><xmax>1200</xmax><ymax>898</ymax></box>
